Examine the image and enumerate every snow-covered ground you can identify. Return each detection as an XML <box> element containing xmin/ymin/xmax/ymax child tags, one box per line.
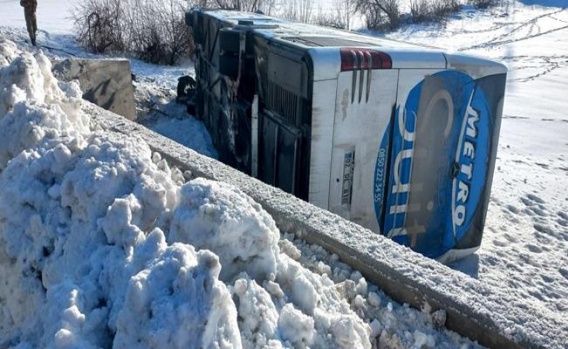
<box><xmin>1</xmin><ymin>0</ymin><xmax>567</xmax><ymax>348</ymax></box>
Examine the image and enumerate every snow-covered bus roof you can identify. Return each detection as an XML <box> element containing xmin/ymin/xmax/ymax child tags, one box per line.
<box><xmin>200</xmin><ymin>9</ymin><xmax>440</xmax><ymax>52</ymax></box>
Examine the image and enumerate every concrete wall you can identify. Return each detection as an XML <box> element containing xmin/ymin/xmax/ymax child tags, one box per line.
<box><xmin>86</xmin><ymin>102</ymin><xmax>564</xmax><ymax>349</ymax></box>
<box><xmin>54</xmin><ymin>58</ymin><xmax>137</xmax><ymax>121</ymax></box>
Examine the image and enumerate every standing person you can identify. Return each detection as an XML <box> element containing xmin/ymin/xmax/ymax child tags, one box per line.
<box><xmin>20</xmin><ymin>0</ymin><xmax>38</xmax><ymax>46</ymax></box>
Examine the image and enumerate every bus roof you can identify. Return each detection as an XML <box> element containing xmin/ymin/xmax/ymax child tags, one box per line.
<box><xmin>200</xmin><ymin>9</ymin><xmax>442</xmax><ymax>52</ymax></box>
<box><xmin>197</xmin><ymin>9</ymin><xmax>506</xmax><ymax>77</ymax></box>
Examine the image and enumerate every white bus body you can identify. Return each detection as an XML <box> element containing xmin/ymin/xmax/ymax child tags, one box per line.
<box><xmin>185</xmin><ymin>9</ymin><xmax>507</xmax><ymax>262</ymax></box>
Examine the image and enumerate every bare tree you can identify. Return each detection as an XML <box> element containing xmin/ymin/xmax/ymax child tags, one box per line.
<box><xmin>259</xmin><ymin>0</ymin><xmax>278</xmax><ymax>15</ymax></box>
<box><xmin>336</xmin><ymin>0</ymin><xmax>356</xmax><ymax>30</ymax></box>
<box><xmin>280</xmin><ymin>0</ymin><xmax>313</xmax><ymax>23</ymax></box>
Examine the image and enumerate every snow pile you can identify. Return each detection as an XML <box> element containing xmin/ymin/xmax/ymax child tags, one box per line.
<box><xmin>0</xmin><ymin>40</ymin><xmax>370</xmax><ymax>348</ymax></box>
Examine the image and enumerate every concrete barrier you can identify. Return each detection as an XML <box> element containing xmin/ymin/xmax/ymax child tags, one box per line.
<box><xmin>53</xmin><ymin>58</ymin><xmax>137</xmax><ymax>121</ymax></box>
<box><xmin>86</xmin><ymin>102</ymin><xmax>565</xmax><ymax>349</ymax></box>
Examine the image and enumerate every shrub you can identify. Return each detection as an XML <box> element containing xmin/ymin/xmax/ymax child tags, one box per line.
<box><xmin>409</xmin><ymin>0</ymin><xmax>462</xmax><ymax>24</ymax></box>
<box><xmin>313</xmin><ymin>12</ymin><xmax>347</xmax><ymax>29</ymax></box>
<box><xmin>430</xmin><ymin>0</ymin><xmax>460</xmax><ymax>21</ymax></box>
<box><xmin>410</xmin><ymin>0</ymin><xmax>461</xmax><ymax>23</ymax></box>
<box><xmin>72</xmin><ymin>0</ymin><xmax>193</xmax><ymax>65</ymax></box>
<box><xmin>72</xmin><ymin>0</ymin><xmax>124</xmax><ymax>54</ymax></box>
<box><xmin>471</xmin><ymin>0</ymin><xmax>496</xmax><ymax>9</ymax></box>
<box><xmin>354</xmin><ymin>0</ymin><xmax>401</xmax><ymax>31</ymax></box>
<box><xmin>410</xmin><ymin>0</ymin><xmax>431</xmax><ymax>22</ymax></box>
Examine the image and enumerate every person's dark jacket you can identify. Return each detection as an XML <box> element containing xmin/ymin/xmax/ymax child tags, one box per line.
<box><xmin>20</xmin><ymin>0</ymin><xmax>37</xmax><ymax>11</ymax></box>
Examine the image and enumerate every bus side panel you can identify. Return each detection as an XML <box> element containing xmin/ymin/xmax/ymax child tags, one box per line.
<box><xmin>308</xmin><ymin>80</ymin><xmax>338</xmax><ymax>210</ymax></box>
<box><xmin>328</xmin><ymin>70</ymin><xmax>399</xmax><ymax>232</ymax></box>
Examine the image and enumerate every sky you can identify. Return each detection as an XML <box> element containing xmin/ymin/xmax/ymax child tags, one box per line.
<box><xmin>1</xmin><ymin>0</ymin><xmax>567</xmax><ymax>348</ymax></box>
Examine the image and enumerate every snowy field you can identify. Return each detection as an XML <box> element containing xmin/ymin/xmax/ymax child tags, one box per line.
<box><xmin>1</xmin><ymin>0</ymin><xmax>567</xmax><ymax>348</ymax></box>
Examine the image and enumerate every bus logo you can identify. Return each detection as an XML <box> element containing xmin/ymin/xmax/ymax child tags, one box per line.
<box><xmin>374</xmin><ymin>71</ymin><xmax>491</xmax><ymax>258</ymax></box>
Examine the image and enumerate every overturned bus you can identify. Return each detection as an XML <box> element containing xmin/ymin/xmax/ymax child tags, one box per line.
<box><xmin>184</xmin><ymin>8</ymin><xmax>507</xmax><ymax>262</ymax></box>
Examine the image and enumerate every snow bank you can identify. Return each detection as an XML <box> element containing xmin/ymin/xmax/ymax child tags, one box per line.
<box><xmin>169</xmin><ymin>178</ymin><xmax>280</xmax><ymax>282</ymax></box>
<box><xmin>0</xmin><ymin>40</ymin><xmax>370</xmax><ymax>348</ymax></box>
